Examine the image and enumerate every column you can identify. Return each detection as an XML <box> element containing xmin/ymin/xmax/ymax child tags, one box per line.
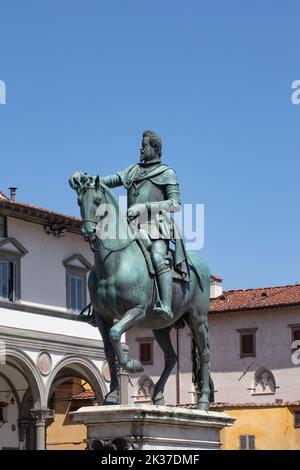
<box><xmin>30</xmin><ymin>409</ymin><xmax>54</xmax><ymax>450</ymax></box>
<box><xmin>117</xmin><ymin>367</ymin><xmax>129</xmax><ymax>404</ymax></box>
<box><xmin>18</xmin><ymin>418</ymin><xmax>30</xmax><ymax>450</ymax></box>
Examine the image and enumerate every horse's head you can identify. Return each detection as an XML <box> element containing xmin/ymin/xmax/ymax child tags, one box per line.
<box><xmin>69</xmin><ymin>171</ymin><xmax>105</xmax><ymax>242</ymax></box>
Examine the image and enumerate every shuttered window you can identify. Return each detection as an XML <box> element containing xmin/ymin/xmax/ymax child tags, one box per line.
<box><xmin>295</xmin><ymin>412</ymin><xmax>300</xmax><ymax>427</ymax></box>
<box><xmin>238</xmin><ymin>329</ymin><xmax>257</xmax><ymax>357</ymax></box>
<box><xmin>138</xmin><ymin>340</ymin><xmax>154</xmax><ymax>365</ymax></box>
<box><xmin>140</xmin><ymin>342</ymin><xmax>152</xmax><ymax>364</ymax></box>
<box><xmin>240</xmin><ymin>435</ymin><xmax>256</xmax><ymax>450</ymax></box>
<box><xmin>241</xmin><ymin>334</ymin><xmax>255</xmax><ymax>355</ymax></box>
<box><xmin>293</xmin><ymin>329</ymin><xmax>300</xmax><ymax>342</ymax></box>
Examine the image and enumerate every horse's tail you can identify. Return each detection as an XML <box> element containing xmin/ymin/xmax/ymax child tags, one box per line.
<box><xmin>191</xmin><ymin>338</ymin><xmax>202</xmax><ymax>398</ymax></box>
<box><xmin>187</xmin><ymin>251</ymin><xmax>211</xmax><ymax>299</ymax></box>
<box><xmin>192</xmin><ymin>338</ymin><xmax>214</xmax><ymax>404</ymax></box>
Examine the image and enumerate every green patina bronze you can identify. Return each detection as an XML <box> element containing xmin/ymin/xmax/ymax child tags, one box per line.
<box><xmin>69</xmin><ymin>131</ymin><xmax>211</xmax><ymax>410</ymax></box>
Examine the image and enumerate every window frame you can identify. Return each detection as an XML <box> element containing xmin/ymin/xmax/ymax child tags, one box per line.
<box><xmin>66</xmin><ymin>267</ymin><xmax>87</xmax><ymax>313</ymax></box>
<box><xmin>239</xmin><ymin>434</ymin><xmax>256</xmax><ymax>450</ymax></box>
<box><xmin>137</xmin><ymin>337</ymin><xmax>154</xmax><ymax>366</ymax></box>
<box><xmin>289</xmin><ymin>325</ymin><xmax>300</xmax><ymax>351</ymax></box>
<box><xmin>0</xmin><ymin>253</ymin><xmax>21</xmax><ymax>302</ymax></box>
<box><xmin>237</xmin><ymin>328</ymin><xmax>257</xmax><ymax>358</ymax></box>
<box><xmin>294</xmin><ymin>411</ymin><xmax>300</xmax><ymax>428</ymax></box>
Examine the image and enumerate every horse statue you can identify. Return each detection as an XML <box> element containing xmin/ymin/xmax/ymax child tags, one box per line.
<box><xmin>69</xmin><ymin>171</ymin><xmax>211</xmax><ymax>410</ymax></box>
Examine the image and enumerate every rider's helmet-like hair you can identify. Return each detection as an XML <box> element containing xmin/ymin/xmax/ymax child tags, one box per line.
<box><xmin>143</xmin><ymin>130</ymin><xmax>162</xmax><ymax>159</ymax></box>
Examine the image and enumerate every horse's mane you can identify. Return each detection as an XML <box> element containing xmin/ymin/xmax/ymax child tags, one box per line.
<box><xmin>69</xmin><ymin>171</ymin><xmax>126</xmax><ymax>221</ymax></box>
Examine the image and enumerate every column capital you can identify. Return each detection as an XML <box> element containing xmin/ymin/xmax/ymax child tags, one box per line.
<box><xmin>30</xmin><ymin>408</ymin><xmax>54</xmax><ymax>427</ymax></box>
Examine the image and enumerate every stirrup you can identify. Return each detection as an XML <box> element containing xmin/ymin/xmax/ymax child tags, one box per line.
<box><xmin>153</xmin><ymin>303</ymin><xmax>173</xmax><ymax>321</ymax></box>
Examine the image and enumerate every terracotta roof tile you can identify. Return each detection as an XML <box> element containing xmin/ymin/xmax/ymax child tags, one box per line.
<box><xmin>178</xmin><ymin>401</ymin><xmax>300</xmax><ymax>409</ymax></box>
<box><xmin>72</xmin><ymin>390</ymin><xmax>96</xmax><ymax>400</ymax></box>
<box><xmin>209</xmin><ymin>284</ymin><xmax>300</xmax><ymax>313</ymax></box>
<box><xmin>0</xmin><ymin>192</ymin><xmax>81</xmax><ymax>230</ymax></box>
<box><xmin>211</xmin><ymin>274</ymin><xmax>222</xmax><ymax>282</ymax></box>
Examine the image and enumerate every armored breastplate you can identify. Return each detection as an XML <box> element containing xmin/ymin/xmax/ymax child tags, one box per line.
<box><xmin>127</xmin><ymin>179</ymin><xmax>165</xmax><ymax>207</ymax></box>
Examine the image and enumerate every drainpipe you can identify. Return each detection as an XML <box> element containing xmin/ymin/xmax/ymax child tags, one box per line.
<box><xmin>176</xmin><ymin>329</ymin><xmax>180</xmax><ymax>405</ymax></box>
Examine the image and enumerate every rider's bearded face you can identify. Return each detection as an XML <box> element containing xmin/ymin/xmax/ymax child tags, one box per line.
<box><xmin>140</xmin><ymin>136</ymin><xmax>157</xmax><ymax>163</ymax></box>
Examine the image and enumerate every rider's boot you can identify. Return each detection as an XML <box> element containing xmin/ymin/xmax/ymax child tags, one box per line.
<box><xmin>153</xmin><ymin>262</ymin><xmax>173</xmax><ymax>321</ymax></box>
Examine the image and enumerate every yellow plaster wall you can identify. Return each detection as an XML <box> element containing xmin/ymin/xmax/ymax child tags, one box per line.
<box><xmin>46</xmin><ymin>380</ymin><xmax>87</xmax><ymax>450</ymax></box>
<box><xmin>220</xmin><ymin>406</ymin><xmax>300</xmax><ymax>450</ymax></box>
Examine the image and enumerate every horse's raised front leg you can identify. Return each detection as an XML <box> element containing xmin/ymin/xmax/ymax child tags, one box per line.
<box><xmin>109</xmin><ymin>307</ymin><xmax>145</xmax><ymax>374</ymax></box>
<box><xmin>95</xmin><ymin>313</ymin><xmax>120</xmax><ymax>405</ymax></box>
<box><xmin>152</xmin><ymin>327</ymin><xmax>177</xmax><ymax>406</ymax></box>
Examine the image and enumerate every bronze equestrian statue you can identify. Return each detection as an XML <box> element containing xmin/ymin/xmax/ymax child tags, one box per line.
<box><xmin>69</xmin><ymin>131</ymin><xmax>211</xmax><ymax>410</ymax></box>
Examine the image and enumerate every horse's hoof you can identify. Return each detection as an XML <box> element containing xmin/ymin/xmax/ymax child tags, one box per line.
<box><xmin>102</xmin><ymin>390</ymin><xmax>120</xmax><ymax>406</ymax></box>
<box><xmin>197</xmin><ymin>401</ymin><xmax>209</xmax><ymax>411</ymax></box>
<box><xmin>124</xmin><ymin>359</ymin><xmax>144</xmax><ymax>373</ymax></box>
<box><xmin>152</xmin><ymin>392</ymin><xmax>165</xmax><ymax>406</ymax></box>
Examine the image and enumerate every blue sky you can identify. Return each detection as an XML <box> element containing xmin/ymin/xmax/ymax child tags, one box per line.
<box><xmin>0</xmin><ymin>1</ymin><xmax>299</xmax><ymax>290</ymax></box>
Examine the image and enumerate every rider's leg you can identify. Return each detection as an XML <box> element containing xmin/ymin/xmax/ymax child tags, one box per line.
<box><xmin>151</xmin><ymin>240</ymin><xmax>173</xmax><ymax>321</ymax></box>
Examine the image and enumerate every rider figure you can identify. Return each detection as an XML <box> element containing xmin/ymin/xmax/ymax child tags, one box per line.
<box><xmin>99</xmin><ymin>130</ymin><xmax>188</xmax><ymax>321</ymax></box>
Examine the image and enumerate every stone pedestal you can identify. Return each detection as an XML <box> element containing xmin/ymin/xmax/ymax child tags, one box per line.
<box><xmin>70</xmin><ymin>404</ymin><xmax>234</xmax><ymax>450</ymax></box>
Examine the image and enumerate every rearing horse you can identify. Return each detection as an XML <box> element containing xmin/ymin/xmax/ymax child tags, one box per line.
<box><xmin>69</xmin><ymin>172</ymin><xmax>211</xmax><ymax>410</ymax></box>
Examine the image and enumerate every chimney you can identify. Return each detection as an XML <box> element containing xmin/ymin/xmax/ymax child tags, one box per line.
<box><xmin>210</xmin><ymin>274</ymin><xmax>223</xmax><ymax>299</ymax></box>
<box><xmin>9</xmin><ymin>187</ymin><xmax>17</xmax><ymax>201</ymax></box>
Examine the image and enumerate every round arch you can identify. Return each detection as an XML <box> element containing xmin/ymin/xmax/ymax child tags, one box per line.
<box><xmin>5</xmin><ymin>347</ymin><xmax>46</xmax><ymax>408</ymax></box>
<box><xmin>45</xmin><ymin>355</ymin><xmax>107</xmax><ymax>405</ymax></box>
<box><xmin>0</xmin><ymin>370</ymin><xmax>22</xmax><ymax>411</ymax></box>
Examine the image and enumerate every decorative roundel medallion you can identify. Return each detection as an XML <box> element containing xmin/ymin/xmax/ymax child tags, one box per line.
<box><xmin>102</xmin><ymin>360</ymin><xmax>111</xmax><ymax>383</ymax></box>
<box><xmin>37</xmin><ymin>351</ymin><xmax>52</xmax><ymax>376</ymax></box>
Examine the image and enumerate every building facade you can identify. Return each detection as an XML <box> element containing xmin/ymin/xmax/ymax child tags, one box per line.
<box><xmin>1</xmin><ymin>188</ymin><xmax>299</xmax><ymax>450</ymax></box>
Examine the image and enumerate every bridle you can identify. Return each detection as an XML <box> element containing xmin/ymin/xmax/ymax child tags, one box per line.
<box><xmin>80</xmin><ymin>184</ymin><xmax>136</xmax><ymax>253</ymax></box>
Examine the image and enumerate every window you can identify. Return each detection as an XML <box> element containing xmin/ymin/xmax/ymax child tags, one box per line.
<box><xmin>63</xmin><ymin>254</ymin><xmax>91</xmax><ymax>314</ymax></box>
<box><xmin>0</xmin><ymin>239</ymin><xmax>27</xmax><ymax>302</ymax></box>
<box><xmin>67</xmin><ymin>272</ymin><xmax>85</xmax><ymax>313</ymax></box>
<box><xmin>241</xmin><ymin>334</ymin><xmax>255</xmax><ymax>355</ymax></box>
<box><xmin>238</xmin><ymin>329</ymin><xmax>257</xmax><ymax>357</ymax></box>
<box><xmin>138</xmin><ymin>339</ymin><xmax>153</xmax><ymax>365</ymax></box>
<box><xmin>0</xmin><ymin>258</ymin><xmax>18</xmax><ymax>301</ymax></box>
<box><xmin>290</xmin><ymin>325</ymin><xmax>300</xmax><ymax>352</ymax></box>
<box><xmin>294</xmin><ymin>411</ymin><xmax>300</xmax><ymax>428</ymax></box>
<box><xmin>293</xmin><ymin>330</ymin><xmax>300</xmax><ymax>341</ymax></box>
<box><xmin>0</xmin><ymin>216</ymin><xmax>7</xmax><ymax>238</ymax></box>
<box><xmin>292</xmin><ymin>328</ymin><xmax>300</xmax><ymax>348</ymax></box>
<box><xmin>240</xmin><ymin>435</ymin><xmax>256</xmax><ymax>450</ymax></box>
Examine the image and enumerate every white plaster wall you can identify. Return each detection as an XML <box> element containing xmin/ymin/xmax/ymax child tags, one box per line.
<box><xmin>126</xmin><ymin>306</ymin><xmax>300</xmax><ymax>405</ymax></box>
<box><xmin>0</xmin><ymin>306</ymin><xmax>101</xmax><ymax>340</ymax></box>
<box><xmin>127</xmin><ymin>327</ymin><xmax>193</xmax><ymax>405</ymax></box>
<box><xmin>0</xmin><ymin>364</ymin><xmax>28</xmax><ymax>405</ymax></box>
<box><xmin>8</xmin><ymin>217</ymin><xmax>93</xmax><ymax>309</ymax></box>
<box><xmin>209</xmin><ymin>306</ymin><xmax>300</xmax><ymax>403</ymax></box>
